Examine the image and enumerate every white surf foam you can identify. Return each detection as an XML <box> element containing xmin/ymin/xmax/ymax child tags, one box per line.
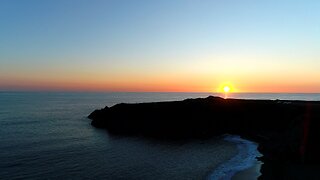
<box><xmin>208</xmin><ymin>135</ymin><xmax>261</xmax><ymax>180</ymax></box>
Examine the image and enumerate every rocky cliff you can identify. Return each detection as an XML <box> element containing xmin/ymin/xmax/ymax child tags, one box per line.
<box><xmin>88</xmin><ymin>96</ymin><xmax>320</xmax><ymax>178</ymax></box>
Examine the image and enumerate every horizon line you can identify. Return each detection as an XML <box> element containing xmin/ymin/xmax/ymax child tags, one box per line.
<box><xmin>0</xmin><ymin>90</ymin><xmax>319</xmax><ymax>94</ymax></box>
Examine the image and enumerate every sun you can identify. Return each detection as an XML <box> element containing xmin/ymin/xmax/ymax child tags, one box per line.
<box><xmin>217</xmin><ymin>82</ymin><xmax>235</xmax><ymax>93</ymax></box>
<box><xmin>223</xmin><ymin>86</ymin><xmax>230</xmax><ymax>93</ymax></box>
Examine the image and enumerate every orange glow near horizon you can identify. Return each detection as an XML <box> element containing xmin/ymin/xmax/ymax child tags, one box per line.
<box><xmin>1</xmin><ymin>69</ymin><xmax>320</xmax><ymax>93</ymax></box>
<box><xmin>1</xmin><ymin>76</ymin><xmax>320</xmax><ymax>93</ymax></box>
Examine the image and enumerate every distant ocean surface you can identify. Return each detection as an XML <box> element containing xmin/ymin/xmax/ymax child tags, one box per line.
<box><xmin>1</xmin><ymin>92</ymin><xmax>319</xmax><ymax>179</ymax></box>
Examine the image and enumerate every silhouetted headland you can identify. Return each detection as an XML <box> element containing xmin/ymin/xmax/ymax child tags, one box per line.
<box><xmin>88</xmin><ymin>96</ymin><xmax>320</xmax><ymax>179</ymax></box>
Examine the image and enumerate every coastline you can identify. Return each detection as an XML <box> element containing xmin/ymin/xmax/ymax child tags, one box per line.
<box><xmin>208</xmin><ymin>135</ymin><xmax>262</xmax><ymax>180</ymax></box>
<box><xmin>88</xmin><ymin>96</ymin><xmax>320</xmax><ymax>179</ymax></box>
<box><xmin>232</xmin><ymin>155</ymin><xmax>262</xmax><ymax>180</ymax></box>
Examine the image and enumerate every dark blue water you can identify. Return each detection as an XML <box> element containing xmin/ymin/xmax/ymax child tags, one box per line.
<box><xmin>1</xmin><ymin>92</ymin><xmax>319</xmax><ymax>179</ymax></box>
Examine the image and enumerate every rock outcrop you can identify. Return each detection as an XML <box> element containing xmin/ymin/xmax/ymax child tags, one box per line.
<box><xmin>88</xmin><ymin>96</ymin><xmax>320</xmax><ymax>179</ymax></box>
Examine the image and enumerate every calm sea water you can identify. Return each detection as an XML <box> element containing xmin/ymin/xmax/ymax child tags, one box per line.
<box><xmin>0</xmin><ymin>92</ymin><xmax>319</xmax><ymax>179</ymax></box>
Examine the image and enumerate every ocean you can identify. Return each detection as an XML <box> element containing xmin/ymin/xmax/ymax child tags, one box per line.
<box><xmin>1</xmin><ymin>92</ymin><xmax>319</xmax><ymax>179</ymax></box>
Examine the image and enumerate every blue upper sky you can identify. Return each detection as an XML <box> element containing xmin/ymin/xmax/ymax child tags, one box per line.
<box><xmin>1</xmin><ymin>0</ymin><xmax>320</xmax><ymax>92</ymax></box>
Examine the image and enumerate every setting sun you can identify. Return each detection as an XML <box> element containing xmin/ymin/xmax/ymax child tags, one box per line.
<box><xmin>217</xmin><ymin>82</ymin><xmax>236</xmax><ymax>93</ymax></box>
<box><xmin>223</xmin><ymin>86</ymin><xmax>230</xmax><ymax>93</ymax></box>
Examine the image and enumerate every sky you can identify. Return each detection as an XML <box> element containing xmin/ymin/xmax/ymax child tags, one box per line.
<box><xmin>1</xmin><ymin>0</ymin><xmax>320</xmax><ymax>92</ymax></box>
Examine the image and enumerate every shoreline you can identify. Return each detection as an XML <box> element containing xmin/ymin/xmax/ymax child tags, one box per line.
<box><xmin>232</xmin><ymin>162</ymin><xmax>262</xmax><ymax>180</ymax></box>
<box><xmin>208</xmin><ymin>135</ymin><xmax>262</xmax><ymax>180</ymax></box>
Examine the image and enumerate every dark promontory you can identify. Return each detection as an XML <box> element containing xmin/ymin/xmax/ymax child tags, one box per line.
<box><xmin>88</xmin><ymin>96</ymin><xmax>320</xmax><ymax>179</ymax></box>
